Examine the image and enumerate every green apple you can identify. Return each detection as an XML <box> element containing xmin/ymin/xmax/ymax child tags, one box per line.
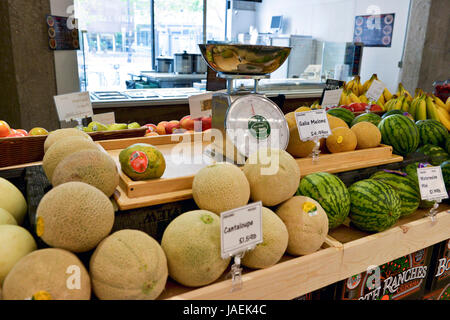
<box><xmin>127</xmin><ymin>122</ymin><xmax>141</xmax><ymax>129</ymax></box>
<box><xmin>88</xmin><ymin>121</ymin><xmax>108</xmax><ymax>132</ymax></box>
<box><xmin>107</xmin><ymin>123</ymin><xmax>128</xmax><ymax>131</ymax></box>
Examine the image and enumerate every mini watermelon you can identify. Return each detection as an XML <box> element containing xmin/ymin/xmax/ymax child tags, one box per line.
<box><xmin>403</xmin><ymin>162</ymin><xmax>435</xmax><ymax>208</ymax></box>
<box><xmin>416</xmin><ymin>144</ymin><xmax>449</xmax><ymax>166</ymax></box>
<box><xmin>348</xmin><ymin>179</ymin><xmax>401</xmax><ymax>233</ymax></box>
<box><xmin>327</xmin><ymin>108</ymin><xmax>355</xmax><ymax>127</ymax></box>
<box><xmin>351</xmin><ymin>113</ymin><xmax>382</xmax><ymax>127</ymax></box>
<box><xmin>381</xmin><ymin>110</ymin><xmax>404</xmax><ymax>119</ymax></box>
<box><xmin>416</xmin><ymin>119</ymin><xmax>449</xmax><ymax>148</ymax></box>
<box><xmin>297</xmin><ymin>172</ymin><xmax>350</xmax><ymax>229</ymax></box>
<box><xmin>440</xmin><ymin>160</ymin><xmax>450</xmax><ymax>191</ymax></box>
<box><xmin>378</xmin><ymin>115</ymin><xmax>420</xmax><ymax>157</ymax></box>
<box><xmin>370</xmin><ymin>170</ymin><xmax>420</xmax><ymax>217</ymax></box>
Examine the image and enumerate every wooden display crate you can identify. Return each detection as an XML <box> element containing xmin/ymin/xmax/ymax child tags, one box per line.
<box><xmin>157</xmin><ymin>206</ymin><xmax>450</xmax><ymax>300</ymax></box>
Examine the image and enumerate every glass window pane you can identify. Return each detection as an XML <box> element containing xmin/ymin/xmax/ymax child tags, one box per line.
<box><xmin>207</xmin><ymin>0</ymin><xmax>226</xmax><ymax>42</ymax></box>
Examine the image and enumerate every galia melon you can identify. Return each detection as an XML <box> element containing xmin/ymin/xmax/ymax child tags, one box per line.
<box><xmin>161</xmin><ymin>210</ymin><xmax>230</xmax><ymax>287</ymax></box>
<box><xmin>192</xmin><ymin>162</ymin><xmax>250</xmax><ymax>214</ymax></box>
<box><xmin>351</xmin><ymin>122</ymin><xmax>382</xmax><ymax>149</ymax></box>
<box><xmin>44</xmin><ymin>128</ymin><xmax>92</xmax><ymax>153</ymax></box>
<box><xmin>0</xmin><ymin>225</ymin><xmax>37</xmax><ymax>284</ymax></box>
<box><xmin>286</xmin><ymin>126</ymin><xmax>316</xmax><ymax>158</ymax></box>
<box><xmin>0</xmin><ymin>208</ymin><xmax>17</xmax><ymax>225</ymax></box>
<box><xmin>36</xmin><ymin>182</ymin><xmax>114</xmax><ymax>253</ymax></box>
<box><xmin>275</xmin><ymin>196</ymin><xmax>329</xmax><ymax>256</ymax></box>
<box><xmin>243</xmin><ymin>148</ymin><xmax>300</xmax><ymax>206</ymax></box>
<box><xmin>2</xmin><ymin>248</ymin><xmax>91</xmax><ymax>300</ymax></box>
<box><xmin>0</xmin><ymin>177</ymin><xmax>27</xmax><ymax>225</ymax></box>
<box><xmin>52</xmin><ymin>149</ymin><xmax>119</xmax><ymax>197</ymax></box>
<box><xmin>285</xmin><ymin>112</ymin><xmax>297</xmax><ymax>130</ymax></box>
<box><xmin>326</xmin><ymin>127</ymin><xmax>357</xmax><ymax>153</ymax></box>
<box><xmin>43</xmin><ymin>136</ymin><xmax>102</xmax><ymax>181</ymax></box>
<box><xmin>327</xmin><ymin>115</ymin><xmax>349</xmax><ymax>130</ymax></box>
<box><xmin>90</xmin><ymin>229</ymin><xmax>168</xmax><ymax>300</ymax></box>
<box><xmin>241</xmin><ymin>207</ymin><xmax>288</xmax><ymax>269</ymax></box>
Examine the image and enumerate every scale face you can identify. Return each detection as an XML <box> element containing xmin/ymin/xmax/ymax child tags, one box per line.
<box><xmin>225</xmin><ymin>94</ymin><xmax>289</xmax><ymax>158</ymax></box>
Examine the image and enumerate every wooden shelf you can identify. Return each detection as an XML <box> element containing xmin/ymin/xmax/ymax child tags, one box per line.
<box><xmin>158</xmin><ymin>206</ymin><xmax>450</xmax><ymax>300</ymax></box>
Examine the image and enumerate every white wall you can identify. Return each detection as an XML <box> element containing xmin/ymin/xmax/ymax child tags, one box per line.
<box><xmin>255</xmin><ymin>0</ymin><xmax>411</xmax><ymax>92</ymax></box>
<box><xmin>50</xmin><ymin>0</ymin><xmax>80</xmax><ymax>95</ymax></box>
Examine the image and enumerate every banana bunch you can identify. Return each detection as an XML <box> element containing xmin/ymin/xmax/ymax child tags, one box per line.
<box><xmin>432</xmin><ymin>94</ymin><xmax>450</xmax><ymax>130</ymax></box>
<box><xmin>310</xmin><ymin>101</ymin><xmax>322</xmax><ymax>109</ymax></box>
<box><xmin>396</xmin><ymin>83</ymin><xmax>413</xmax><ymax>103</ymax></box>
<box><xmin>383</xmin><ymin>88</ymin><xmax>393</xmax><ymax>102</ymax></box>
<box><xmin>384</xmin><ymin>95</ymin><xmax>406</xmax><ymax>112</ymax></box>
<box><xmin>362</xmin><ymin>74</ymin><xmax>378</xmax><ymax>93</ymax></box>
<box><xmin>339</xmin><ymin>90</ymin><xmax>362</xmax><ymax>105</ymax></box>
<box><xmin>345</xmin><ymin>76</ymin><xmax>364</xmax><ymax>96</ymax></box>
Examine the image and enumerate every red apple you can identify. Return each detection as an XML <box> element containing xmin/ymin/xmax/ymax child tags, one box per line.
<box><xmin>156</xmin><ymin>121</ymin><xmax>168</xmax><ymax>135</ymax></box>
<box><xmin>7</xmin><ymin>131</ymin><xmax>26</xmax><ymax>138</ymax></box>
<box><xmin>0</xmin><ymin>120</ymin><xmax>11</xmax><ymax>137</ymax></box>
<box><xmin>200</xmin><ymin>116</ymin><xmax>212</xmax><ymax>131</ymax></box>
<box><xmin>15</xmin><ymin>129</ymin><xmax>28</xmax><ymax>136</ymax></box>
<box><xmin>180</xmin><ymin>115</ymin><xmax>195</xmax><ymax>131</ymax></box>
<box><xmin>145</xmin><ymin>132</ymin><xmax>159</xmax><ymax>137</ymax></box>
<box><xmin>143</xmin><ymin>124</ymin><xmax>157</xmax><ymax>134</ymax></box>
<box><xmin>165</xmin><ymin>120</ymin><xmax>180</xmax><ymax>134</ymax></box>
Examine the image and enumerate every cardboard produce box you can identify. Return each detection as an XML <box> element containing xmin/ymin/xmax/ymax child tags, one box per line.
<box><xmin>423</xmin><ymin>239</ymin><xmax>450</xmax><ymax>300</ymax></box>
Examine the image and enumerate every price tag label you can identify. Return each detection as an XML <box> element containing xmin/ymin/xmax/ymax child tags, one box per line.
<box><xmin>417</xmin><ymin>166</ymin><xmax>448</xmax><ymax>201</ymax></box>
<box><xmin>54</xmin><ymin>92</ymin><xmax>93</xmax><ymax>122</ymax></box>
<box><xmin>92</xmin><ymin>112</ymin><xmax>115</xmax><ymax>125</ymax></box>
<box><xmin>188</xmin><ymin>92</ymin><xmax>213</xmax><ymax>119</ymax></box>
<box><xmin>295</xmin><ymin>109</ymin><xmax>332</xmax><ymax>141</ymax></box>
<box><xmin>321</xmin><ymin>88</ymin><xmax>344</xmax><ymax>108</ymax></box>
<box><xmin>220</xmin><ymin>202</ymin><xmax>263</xmax><ymax>259</ymax></box>
<box><xmin>366</xmin><ymin>80</ymin><xmax>386</xmax><ymax>102</ymax></box>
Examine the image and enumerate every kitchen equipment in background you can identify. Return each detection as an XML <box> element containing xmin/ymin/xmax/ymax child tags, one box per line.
<box><xmin>193</xmin><ymin>54</ymin><xmax>208</xmax><ymax>74</ymax></box>
<box><xmin>174</xmin><ymin>51</ymin><xmax>194</xmax><ymax>74</ymax></box>
<box><xmin>156</xmin><ymin>56</ymin><xmax>174</xmax><ymax>73</ymax></box>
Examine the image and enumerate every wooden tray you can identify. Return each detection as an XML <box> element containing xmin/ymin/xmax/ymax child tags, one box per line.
<box><xmin>158</xmin><ymin>205</ymin><xmax>450</xmax><ymax>300</ymax></box>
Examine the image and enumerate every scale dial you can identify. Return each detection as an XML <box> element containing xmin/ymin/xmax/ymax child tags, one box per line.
<box><xmin>225</xmin><ymin>95</ymin><xmax>289</xmax><ymax>158</ymax></box>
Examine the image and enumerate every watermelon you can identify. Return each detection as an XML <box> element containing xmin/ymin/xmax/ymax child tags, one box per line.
<box><xmin>416</xmin><ymin>119</ymin><xmax>449</xmax><ymax>148</ymax></box>
<box><xmin>381</xmin><ymin>110</ymin><xmax>404</xmax><ymax>119</ymax></box>
<box><xmin>369</xmin><ymin>170</ymin><xmax>420</xmax><ymax>217</ymax></box>
<box><xmin>348</xmin><ymin>179</ymin><xmax>402</xmax><ymax>233</ymax></box>
<box><xmin>297</xmin><ymin>172</ymin><xmax>350</xmax><ymax>229</ymax></box>
<box><xmin>378</xmin><ymin>115</ymin><xmax>420</xmax><ymax>157</ymax></box>
<box><xmin>416</xmin><ymin>144</ymin><xmax>449</xmax><ymax>166</ymax></box>
<box><xmin>445</xmin><ymin>137</ymin><xmax>450</xmax><ymax>154</ymax></box>
<box><xmin>403</xmin><ymin>162</ymin><xmax>434</xmax><ymax>208</ymax></box>
<box><xmin>351</xmin><ymin>113</ymin><xmax>382</xmax><ymax>127</ymax></box>
<box><xmin>440</xmin><ymin>160</ymin><xmax>450</xmax><ymax>191</ymax></box>
<box><xmin>327</xmin><ymin>108</ymin><xmax>355</xmax><ymax>127</ymax></box>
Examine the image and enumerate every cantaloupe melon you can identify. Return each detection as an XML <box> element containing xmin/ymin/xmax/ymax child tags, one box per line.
<box><xmin>326</xmin><ymin>127</ymin><xmax>357</xmax><ymax>153</ymax></box>
<box><xmin>0</xmin><ymin>208</ymin><xmax>17</xmax><ymax>225</ymax></box>
<box><xmin>241</xmin><ymin>207</ymin><xmax>288</xmax><ymax>269</ymax></box>
<box><xmin>275</xmin><ymin>196</ymin><xmax>329</xmax><ymax>256</ymax></box>
<box><xmin>242</xmin><ymin>148</ymin><xmax>300</xmax><ymax>207</ymax></box>
<box><xmin>285</xmin><ymin>112</ymin><xmax>297</xmax><ymax>130</ymax></box>
<box><xmin>287</xmin><ymin>126</ymin><xmax>316</xmax><ymax>158</ymax></box>
<box><xmin>161</xmin><ymin>210</ymin><xmax>230</xmax><ymax>287</ymax></box>
<box><xmin>44</xmin><ymin>128</ymin><xmax>92</xmax><ymax>153</ymax></box>
<box><xmin>43</xmin><ymin>136</ymin><xmax>102</xmax><ymax>182</ymax></box>
<box><xmin>0</xmin><ymin>225</ymin><xmax>37</xmax><ymax>284</ymax></box>
<box><xmin>351</xmin><ymin>122</ymin><xmax>382</xmax><ymax>149</ymax></box>
<box><xmin>90</xmin><ymin>229</ymin><xmax>168</xmax><ymax>300</ymax></box>
<box><xmin>52</xmin><ymin>149</ymin><xmax>119</xmax><ymax>197</ymax></box>
<box><xmin>327</xmin><ymin>114</ymin><xmax>349</xmax><ymax>130</ymax></box>
<box><xmin>2</xmin><ymin>248</ymin><xmax>91</xmax><ymax>300</ymax></box>
<box><xmin>36</xmin><ymin>181</ymin><xmax>114</xmax><ymax>253</ymax></box>
<box><xmin>0</xmin><ymin>178</ymin><xmax>27</xmax><ymax>225</ymax></box>
<box><xmin>192</xmin><ymin>162</ymin><xmax>250</xmax><ymax>214</ymax></box>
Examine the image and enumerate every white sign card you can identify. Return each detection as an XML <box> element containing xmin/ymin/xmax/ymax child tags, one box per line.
<box><xmin>366</xmin><ymin>80</ymin><xmax>386</xmax><ymax>102</ymax></box>
<box><xmin>188</xmin><ymin>92</ymin><xmax>213</xmax><ymax>119</ymax></box>
<box><xmin>221</xmin><ymin>202</ymin><xmax>263</xmax><ymax>259</ymax></box>
<box><xmin>92</xmin><ymin>112</ymin><xmax>115</xmax><ymax>125</ymax></box>
<box><xmin>417</xmin><ymin>166</ymin><xmax>448</xmax><ymax>201</ymax></box>
<box><xmin>295</xmin><ymin>109</ymin><xmax>332</xmax><ymax>141</ymax></box>
<box><xmin>321</xmin><ymin>88</ymin><xmax>343</xmax><ymax>108</ymax></box>
<box><xmin>54</xmin><ymin>91</ymin><xmax>93</xmax><ymax>122</ymax></box>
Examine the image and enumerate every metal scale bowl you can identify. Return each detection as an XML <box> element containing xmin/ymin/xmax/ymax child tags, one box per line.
<box><xmin>198</xmin><ymin>43</ymin><xmax>292</xmax><ymax>164</ymax></box>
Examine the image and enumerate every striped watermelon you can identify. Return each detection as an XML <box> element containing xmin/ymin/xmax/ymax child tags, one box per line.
<box><xmin>370</xmin><ymin>170</ymin><xmax>420</xmax><ymax>217</ymax></box>
<box><xmin>348</xmin><ymin>179</ymin><xmax>402</xmax><ymax>233</ymax></box>
<box><xmin>416</xmin><ymin>119</ymin><xmax>449</xmax><ymax>148</ymax></box>
<box><xmin>378</xmin><ymin>114</ymin><xmax>419</xmax><ymax>156</ymax></box>
<box><xmin>417</xmin><ymin>144</ymin><xmax>449</xmax><ymax>166</ymax></box>
<box><xmin>403</xmin><ymin>162</ymin><xmax>434</xmax><ymax>208</ymax></box>
<box><xmin>382</xmin><ymin>110</ymin><xmax>404</xmax><ymax>119</ymax></box>
<box><xmin>351</xmin><ymin>113</ymin><xmax>382</xmax><ymax>127</ymax></box>
<box><xmin>297</xmin><ymin>172</ymin><xmax>350</xmax><ymax>229</ymax></box>
<box><xmin>440</xmin><ymin>160</ymin><xmax>450</xmax><ymax>191</ymax></box>
<box><xmin>327</xmin><ymin>108</ymin><xmax>355</xmax><ymax>127</ymax></box>
<box><xmin>445</xmin><ymin>137</ymin><xmax>450</xmax><ymax>154</ymax></box>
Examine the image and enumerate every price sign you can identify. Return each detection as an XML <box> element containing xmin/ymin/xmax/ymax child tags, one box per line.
<box><xmin>220</xmin><ymin>202</ymin><xmax>263</xmax><ymax>259</ymax></box>
<box><xmin>321</xmin><ymin>89</ymin><xmax>344</xmax><ymax>108</ymax></box>
<box><xmin>188</xmin><ymin>92</ymin><xmax>213</xmax><ymax>119</ymax></box>
<box><xmin>366</xmin><ymin>80</ymin><xmax>386</xmax><ymax>102</ymax></box>
<box><xmin>92</xmin><ymin>112</ymin><xmax>115</xmax><ymax>125</ymax></box>
<box><xmin>295</xmin><ymin>109</ymin><xmax>332</xmax><ymax>141</ymax></box>
<box><xmin>320</xmin><ymin>79</ymin><xmax>345</xmax><ymax>106</ymax></box>
<box><xmin>417</xmin><ymin>166</ymin><xmax>448</xmax><ymax>201</ymax></box>
<box><xmin>54</xmin><ymin>92</ymin><xmax>93</xmax><ymax>122</ymax></box>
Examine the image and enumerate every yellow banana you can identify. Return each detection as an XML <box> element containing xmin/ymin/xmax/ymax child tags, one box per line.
<box><xmin>446</xmin><ymin>97</ymin><xmax>450</xmax><ymax>108</ymax></box>
<box><xmin>432</xmin><ymin>94</ymin><xmax>447</xmax><ymax>109</ymax></box>
<box><xmin>393</xmin><ymin>96</ymin><xmax>405</xmax><ymax>110</ymax></box>
<box><xmin>362</xmin><ymin>74</ymin><xmax>377</xmax><ymax>93</ymax></box>
<box><xmin>383</xmin><ymin>88</ymin><xmax>393</xmax><ymax>102</ymax></box>
<box><xmin>358</xmin><ymin>82</ymin><xmax>364</xmax><ymax>97</ymax></box>
<box><xmin>416</xmin><ymin>97</ymin><xmax>427</xmax><ymax>121</ymax></box>
<box><xmin>349</xmin><ymin>92</ymin><xmax>362</xmax><ymax>104</ymax></box>
<box><xmin>359</xmin><ymin>94</ymin><xmax>368</xmax><ymax>104</ymax></box>
<box><xmin>425</xmin><ymin>95</ymin><xmax>440</xmax><ymax>121</ymax></box>
<box><xmin>414</xmin><ymin>88</ymin><xmax>424</xmax><ymax>98</ymax></box>
<box><xmin>384</xmin><ymin>99</ymin><xmax>396</xmax><ymax>111</ymax></box>
<box><xmin>408</xmin><ymin>95</ymin><xmax>423</xmax><ymax>119</ymax></box>
<box><xmin>401</xmin><ymin>98</ymin><xmax>410</xmax><ymax>112</ymax></box>
<box><xmin>435</xmin><ymin>106</ymin><xmax>450</xmax><ymax>131</ymax></box>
